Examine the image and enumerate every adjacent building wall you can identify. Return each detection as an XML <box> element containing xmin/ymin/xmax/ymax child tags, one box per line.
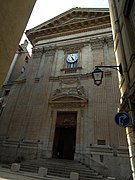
<box><xmin>108</xmin><ymin>0</ymin><xmax>135</xmax><ymax>179</ymax></box>
<box><xmin>0</xmin><ymin>0</ymin><xmax>36</xmax><ymax>90</ymax></box>
<box><xmin>1</xmin><ymin>40</ymin><xmax>30</xmax><ymax>97</ymax></box>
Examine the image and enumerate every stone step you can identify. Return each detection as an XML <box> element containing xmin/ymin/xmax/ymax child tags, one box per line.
<box><xmin>20</xmin><ymin>163</ymin><xmax>96</xmax><ymax>174</ymax></box>
<box><xmin>3</xmin><ymin>158</ymin><xmax>105</xmax><ymax>179</ymax></box>
<box><xmin>19</xmin><ymin>158</ymin><xmax>104</xmax><ymax>179</ymax></box>
<box><xmin>22</xmin><ymin>162</ymin><xmax>86</xmax><ymax>168</ymax></box>
<box><xmin>20</xmin><ymin>165</ymin><xmax>100</xmax><ymax>177</ymax></box>
<box><xmin>21</xmin><ymin>166</ymin><xmax>94</xmax><ymax>174</ymax></box>
<box><xmin>20</xmin><ymin>162</ymin><xmax>95</xmax><ymax>172</ymax></box>
<box><xmin>24</xmin><ymin>159</ymin><xmax>84</xmax><ymax>167</ymax></box>
<box><xmin>46</xmin><ymin>171</ymin><xmax>103</xmax><ymax>179</ymax></box>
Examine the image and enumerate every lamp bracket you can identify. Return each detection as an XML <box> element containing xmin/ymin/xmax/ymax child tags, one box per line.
<box><xmin>95</xmin><ymin>64</ymin><xmax>122</xmax><ymax>75</ymax></box>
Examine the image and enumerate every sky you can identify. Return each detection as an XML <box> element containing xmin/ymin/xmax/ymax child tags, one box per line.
<box><xmin>20</xmin><ymin>0</ymin><xmax>109</xmax><ymax>52</ymax></box>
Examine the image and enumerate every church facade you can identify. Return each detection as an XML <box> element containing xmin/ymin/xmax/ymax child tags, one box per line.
<box><xmin>0</xmin><ymin>8</ymin><xmax>131</xmax><ymax>179</ymax></box>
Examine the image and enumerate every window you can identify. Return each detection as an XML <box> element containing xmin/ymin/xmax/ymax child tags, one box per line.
<box><xmin>67</xmin><ymin>61</ymin><xmax>77</xmax><ymax>68</ymax></box>
<box><xmin>21</xmin><ymin>66</ymin><xmax>25</xmax><ymax>73</ymax></box>
<box><xmin>25</xmin><ymin>56</ymin><xmax>29</xmax><ymax>63</ymax></box>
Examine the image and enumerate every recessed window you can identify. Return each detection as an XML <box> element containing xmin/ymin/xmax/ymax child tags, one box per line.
<box><xmin>25</xmin><ymin>56</ymin><xmax>29</xmax><ymax>63</ymax></box>
<box><xmin>67</xmin><ymin>62</ymin><xmax>77</xmax><ymax>68</ymax></box>
<box><xmin>21</xmin><ymin>66</ymin><xmax>25</xmax><ymax>73</ymax></box>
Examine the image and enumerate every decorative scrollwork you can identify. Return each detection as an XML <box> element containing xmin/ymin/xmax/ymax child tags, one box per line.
<box><xmin>53</xmin><ymin>86</ymin><xmax>86</xmax><ymax>97</ymax></box>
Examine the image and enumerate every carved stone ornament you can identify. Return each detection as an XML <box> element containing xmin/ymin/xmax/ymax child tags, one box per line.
<box><xmin>49</xmin><ymin>86</ymin><xmax>87</xmax><ymax>108</ymax></box>
<box><xmin>90</xmin><ymin>37</ymin><xmax>104</xmax><ymax>50</ymax></box>
<box><xmin>53</xmin><ymin>86</ymin><xmax>86</xmax><ymax>97</ymax></box>
<box><xmin>57</xmin><ymin>117</ymin><xmax>76</xmax><ymax>127</ymax></box>
<box><xmin>45</xmin><ymin>49</ymin><xmax>55</xmax><ymax>56</ymax></box>
<box><xmin>90</xmin><ymin>36</ymin><xmax>114</xmax><ymax>49</ymax></box>
<box><xmin>32</xmin><ymin>49</ymin><xmax>43</xmax><ymax>58</ymax></box>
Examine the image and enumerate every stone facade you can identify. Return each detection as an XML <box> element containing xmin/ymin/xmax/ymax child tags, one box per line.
<box><xmin>0</xmin><ymin>8</ymin><xmax>131</xmax><ymax>179</ymax></box>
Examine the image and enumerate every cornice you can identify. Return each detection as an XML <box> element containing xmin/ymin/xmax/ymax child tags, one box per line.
<box><xmin>34</xmin><ymin>15</ymin><xmax>110</xmax><ymax>32</ymax></box>
<box><xmin>49</xmin><ymin>71</ymin><xmax>112</xmax><ymax>82</ymax></box>
<box><xmin>31</xmin><ymin>24</ymin><xmax>111</xmax><ymax>45</ymax></box>
<box><xmin>32</xmin><ymin>34</ymin><xmax>113</xmax><ymax>54</ymax></box>
<box><xmin>26</xmin><ymin>8</ymin><xmax>109</xmax><ymax>32</ymax></box>
<box><xmin>27</xmin><ymin>13</ymin><xmax>111</xmax><ymax>46</ymax></box>
<box><xmin>32</xmin><ymin>46</ymin><xmax>56</xmax><ymax>58</ymax></box>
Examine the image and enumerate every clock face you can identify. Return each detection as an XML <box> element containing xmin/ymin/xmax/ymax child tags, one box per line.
<box><xmin>66</xmin><ymin>53</ymin><xmax>78</xmax><ymax>63</ymax></box>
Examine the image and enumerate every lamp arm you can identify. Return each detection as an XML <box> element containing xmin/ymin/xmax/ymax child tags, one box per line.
<box><xmin>95</xmin><ymin>64</ymin><xmax>122</xmax><ymax>75</ymax></box>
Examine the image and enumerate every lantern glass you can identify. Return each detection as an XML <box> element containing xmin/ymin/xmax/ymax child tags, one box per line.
<box><xmin>92</xmin><ymin>67</ymin><xmax>103</xmax><ymax>86</ymax></box>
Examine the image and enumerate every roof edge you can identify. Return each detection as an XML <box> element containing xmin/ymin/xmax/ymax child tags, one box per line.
<box><xmin>26</xmin><ymin>7</ymin><xmax>109</xmax><ymax>33</ymax></box>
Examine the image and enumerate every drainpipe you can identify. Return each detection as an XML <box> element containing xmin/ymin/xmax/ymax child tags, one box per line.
<box><xmin>108</xmin><ymin>0</ymin><xmax>135</xmax><ymax>179</ymax></box>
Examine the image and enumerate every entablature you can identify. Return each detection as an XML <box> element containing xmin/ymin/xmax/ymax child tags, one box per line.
<box><xmin>33</xmin><ymin>33</ymin><xmax>113</xmax><ymax>53</ymax></box>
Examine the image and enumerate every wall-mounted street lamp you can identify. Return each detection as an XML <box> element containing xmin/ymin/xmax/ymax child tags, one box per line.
<box><xmin>92</xmin><ymin>67</ymin><xmax>103</xmax><ymax>86</ymax></box>
<box><xmin>92</xmin><ymin>64</ymin><xmax>122</xmax><ymax>86</ymax></box>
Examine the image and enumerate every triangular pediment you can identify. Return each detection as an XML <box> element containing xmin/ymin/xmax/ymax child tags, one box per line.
<box><xmin>62</xmin><ymin>17</ymin><xmax>90</xmax><ymax>25</ymax></box>
<box><xmin>26</xmin><ymin>8</ymin><xmax>110</xmax><ymax>45</ymax></box>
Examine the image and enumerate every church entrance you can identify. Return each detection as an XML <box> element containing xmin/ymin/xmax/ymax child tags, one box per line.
<box><xmin>52</xmin><ymin>112</ymin><xmax>77</xmax><ymax>160</ymax></box>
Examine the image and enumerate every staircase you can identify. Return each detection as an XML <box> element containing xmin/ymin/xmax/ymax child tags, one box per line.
<box><xmin>19</xmin><ymin>158</ymin><xmax>106</xmax><ymax>180</ymax></box>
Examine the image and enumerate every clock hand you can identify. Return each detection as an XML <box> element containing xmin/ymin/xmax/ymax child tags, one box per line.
<box><xmin>71</xmin><ymin>56</ymin><xmax>74</xmax><ymax>60</ymax></box>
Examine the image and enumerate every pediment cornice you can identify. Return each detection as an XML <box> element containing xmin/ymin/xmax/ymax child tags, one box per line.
<box><xmin>49</xmin><ymin>94</ymin><xmax>88</xmax><ymax>109</ymax></box>
<box><xmin>49</xmin><ymin>95</ymin><xmax>88</xmax><ymax>109</ymax></box>
<box><xmin>50</xmin><ymin>94</ymin><xmax>87</xmax><ymax>103</ymax></box>
<box><xmin>26</xmin><ymin>8</ymin><xmax>110</xmax><ymax>45</ymax></box>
